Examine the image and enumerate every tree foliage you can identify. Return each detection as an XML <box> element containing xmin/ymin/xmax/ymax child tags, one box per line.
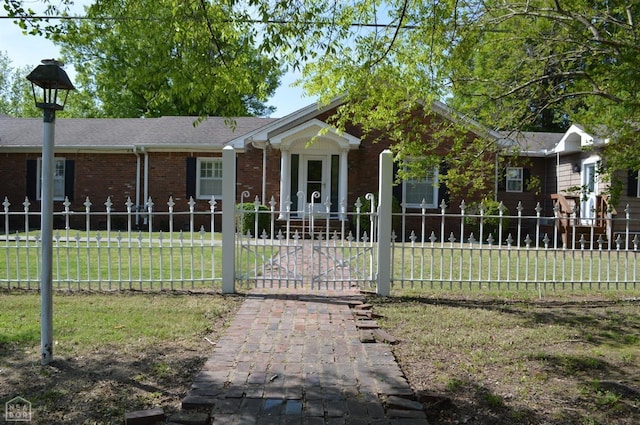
<box><xmin>445</xmin><ymin>0</ymin><xmax>640</xmax><ymax>199</ymax></box>
<box><xmin>5</xmin><ymin>0</ymin><xmax>284</xmax><ymax>118</ymax></box>
<box><xmin>0</xmin><ymin>51</ymin><xmax>40</xmax><ymax>117</ymax></box>
<box><xmin>57</xmin><ymin>0</ymin><xmax>284</xmax><ymax>117</ymax></box>
<box><xmin>447</xmin><ymin>2</ymin><xmax>640</xmax><ymax>161</ymax></box>
<box><xmin>4</xmin><ymin>0</ymin><xmax>639</xmax><ymax>197</ymax></box>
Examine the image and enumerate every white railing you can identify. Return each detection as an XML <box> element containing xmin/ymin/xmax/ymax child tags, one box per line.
<box><xmin>1</xmin><ymin>195</ymin><xmax>222</xmax><ymax>291</ymax></box>
<box><xmin>3</xmin><ymin>192</ymin><xmax>640</xmax><ymax>293</ymax></box>
<box><xmin>3</xmin><ymin>186</ymin><xmax>640</xmax><ymax>293</ymax></box>
<box><xmin>390</xmin><ymin>200</ymin><xmax>640</xmax><ymax>292</ymax></box>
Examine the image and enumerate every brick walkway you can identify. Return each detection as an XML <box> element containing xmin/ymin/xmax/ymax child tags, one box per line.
<box><xmin>180</xmin><ymin>289</ymin><xmax>429</xmax><ymax>424</ymax></box>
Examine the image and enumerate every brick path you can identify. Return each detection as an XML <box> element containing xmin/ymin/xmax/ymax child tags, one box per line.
<box><xmin>180</xmin><ymin>289</ymin><xmax>429</xmax><ymax>424</ymax></box>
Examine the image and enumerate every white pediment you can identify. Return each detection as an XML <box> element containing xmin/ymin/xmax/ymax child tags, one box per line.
<box><xmin>553</xmin><ymin>124</ymin><xmax>607</xmax><ymax>154</ymax></box>
<box><xmin>269</xmin><ymin>119</ymin><xmax>360</xmax><ymax>151</ymax></box>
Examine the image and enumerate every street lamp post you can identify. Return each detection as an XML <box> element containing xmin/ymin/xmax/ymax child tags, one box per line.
<box><xmin>26</xmin><ymin>59</ymin><xmax>75</xmax><ymax>365</ymax></box>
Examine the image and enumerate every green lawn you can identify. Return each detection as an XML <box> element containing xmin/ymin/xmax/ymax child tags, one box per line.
<box><xmin>373</xmin><ymin>290</ymin><xmax>640</xmax><ymax>425</ymax></box>
<box><xmin>0</xmin><ymin>290</ymin><xmax>242</xmax><ymax>424</ymax></box>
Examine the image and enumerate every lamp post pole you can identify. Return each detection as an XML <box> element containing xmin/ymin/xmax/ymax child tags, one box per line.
<box><xmin>27</xmin><ymin>59</ymin><xmax>75</xmax><ymax>365</ymax></box>
<box><xmin>40</xmin><ymin>107</ymin><xmax>56</xmax><ymax>365</ymax></box>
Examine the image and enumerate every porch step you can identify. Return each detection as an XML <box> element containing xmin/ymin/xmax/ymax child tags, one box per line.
<box><xmin>277</xmin><ymin>219</ymin><xmax>349</xmax><ymax>239</ymax></box>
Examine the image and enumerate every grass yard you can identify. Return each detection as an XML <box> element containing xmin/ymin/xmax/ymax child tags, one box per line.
<box><xmin>0</xmin><ymin>290</ymin><xmax>242</xmax><ymax>424</ymax></box>
<box><xmin>373</xmin><ymin>290</ymin><xmax>640</xmax><ymax>425</ymax></box>
<box><xmin>1</xmin><ymin>287</ymin><xmax>639</xmax><ymax>425</ymax></box>
<box><xmin>1</xmin><ymin>230</ymin><xmax>278</xmax><ymax>291</ymax></box>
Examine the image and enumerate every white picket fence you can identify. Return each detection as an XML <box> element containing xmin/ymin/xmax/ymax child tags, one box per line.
<box><xmin>1</xmin><ymin>195</ymin><xmax>223</xmax><ymax>291</ymax></box>
<box><xmin>2</xmin><ymin>149</ymin><xmax>640</xmax><ymax>294</ymax></box>
<box><xmin>3</xmin><ymin>192</ymin><xmax>640</xmax><ymax>293</ymax></box>
<box><xmin>390</xmin><ymin>202</ymin><xmax>640</xmax><ymax>292</ymax></box>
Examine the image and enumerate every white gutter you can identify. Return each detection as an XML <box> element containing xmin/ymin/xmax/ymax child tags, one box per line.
<box><xmin>142</xmin><ymin>146</ymin><xmax>149</xmax><ymax>217</ymax></box>
<box><xmin>556</xmin><ymin>150</ymin><xmax>560</xmax><ymax>195</ymax></box>
<box><xmin>133</xmin><ymin>146</ymin><xmax>142</xmax><ymax>227</ymax></box>
<box><xmin>262</xmin><ymin>143</ymin><xmax>267</xmax><ymax>203</ymax></box>
<box><xmin>494</xmin><ymin>155</ymin><xmax>499</xmax><ymax>202</ymax></box>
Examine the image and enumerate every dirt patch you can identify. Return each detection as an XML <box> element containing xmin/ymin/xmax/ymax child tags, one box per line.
<box><xmin>0</xmin><ymin>290</ymin><xmax>241</xmax><ymax>425</ymax></box>
<box><xmin>374</xmin><ymin>295</ymin><xmax>640</xmax><ymax>425</ymax></box>
<box><xmin>1</xmin><ymin>340</ymin><xmax>219</xmax><ymax>424</ymax></box>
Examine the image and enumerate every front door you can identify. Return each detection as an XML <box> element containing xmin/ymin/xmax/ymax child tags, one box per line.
<box><xmin>581</xmin><ymin>162</ymin><xmax>597</xmax><ymax>225</ymax></box>
<box><xmin>302</xmin><ymin>156</ymin><xmax>329</xmax><ymax>215</ymax></box>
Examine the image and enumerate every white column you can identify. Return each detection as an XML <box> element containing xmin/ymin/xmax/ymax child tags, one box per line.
<box><xmin>377</xmin><ymin>149</ymin><xmax>393</xmax><ymax>296</ymax></box>
<box><xmin>221</xmin><ymin>146</ymin><xmax>236</xmax><ymax>294</ymax></box>
<box><xmin>339</xmin><ymin>148</ymin><xmax>349</xmax><ymax>220</ymax></box>
<box><xmin>278</xmin><ymin>147</ymin><xmax>290</xmax><ymax>219</ymax></box>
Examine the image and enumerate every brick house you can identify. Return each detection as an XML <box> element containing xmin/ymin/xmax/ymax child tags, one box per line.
<box><xmin>1</xmin><ymin>99</ymin><xmax>638</xmax><ymax>241</ymax></box>
<box><xmin>0</xmin><ymin>99</ymin><xmax>492</xmax><ymax>229</ymax></box>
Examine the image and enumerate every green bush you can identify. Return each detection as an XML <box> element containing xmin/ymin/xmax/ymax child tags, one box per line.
<box><xmin>464</xmin><ymin>200</ymin><xmax>510</xmax><ymax>242</ymax></box>
<box><xmin>352</xmin><ymin>194</ymin><xmax>401</xmax><ymax>237</ymax></box>
<box><xmin>237</xmin><ymin>203</ymin><xmax>271</xmax><ymax>237</ymax></box>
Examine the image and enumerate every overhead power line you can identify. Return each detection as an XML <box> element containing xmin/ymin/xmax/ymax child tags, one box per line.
<box><xmin>0</xmin><ymin>14</ymin><xmax>418</xmax><ymax>29</ymax></box>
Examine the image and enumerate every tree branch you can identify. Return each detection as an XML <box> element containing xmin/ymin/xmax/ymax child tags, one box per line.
<box><xmin>198</xmin><ymin>0</ymin><xmax>227</xmax><ymax>67</ymax></box>
<box><xmin>367</xmin><ymin>0</ymin><xmax>408</xmax><ymax>69</ymax></box>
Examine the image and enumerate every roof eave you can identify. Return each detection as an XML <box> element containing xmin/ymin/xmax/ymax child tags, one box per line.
<box><xmin>228</xmin><ymin>96</ymin><xmax>347</xmax><ymax>149</ymax></box>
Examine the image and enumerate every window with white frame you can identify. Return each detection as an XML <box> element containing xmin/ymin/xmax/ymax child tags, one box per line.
<box><xmin>506</xmin><ymin>167</ymin><xmax>523</xmax><ymax>192</ymax></box>
<box><xmin>196</xmin><ymin>158</ymin><xmax>223</xmax><ymax>199</ymax></box>
<box><xmin>403</xmin><ymin>167</ymin><xmax>438</xmax><ymax>208</ymax></box>
<box><xmin>37</xmin><ymin>157</ymin><xmax>66</xmax><ymax>201</ymax></box>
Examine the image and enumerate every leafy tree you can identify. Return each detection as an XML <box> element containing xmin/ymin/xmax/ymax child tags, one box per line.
<box><xmin>252</xmin><ymin>0</ymin><xmax>640</xmax><ymax>199</ymax></box>
<box><xmin>0</xmin><ymin>51</ymin><xmax>100</xmax><ymax>118</ymax></box>
<box><xmin>2</xmin><ymin>0</ymin><xmax>74</xmax><ymax>36</ymax></box>
<box><xmin>51</xmin><ymin>0</ymin><xmax>283</xmax><ymax>117</ymax></box>
<box><xmin>0</xmin><ymin>51</ymin><xmax>40</xmax><ymax>117</ymax></box>
<box><xmin>446</xmin><ymin>0</ymin><xmax>640</xmax><ymax>199</ymax></box>
<box><xmin>5</xmin><ymin>0</ymin><xmax>639</xmax><ymax>199</ymax></box>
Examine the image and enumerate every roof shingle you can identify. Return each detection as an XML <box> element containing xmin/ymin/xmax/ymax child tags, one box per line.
<box><xmin>0</xmin><ymin>115</ymin><xmax>276</xmax><ymax>150</ymax></box>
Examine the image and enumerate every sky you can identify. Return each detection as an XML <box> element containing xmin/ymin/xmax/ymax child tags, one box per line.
<box><xmin>0</xmin><ymin>8</ymin><xmax>315</xmax><ymax>118</ymax></box>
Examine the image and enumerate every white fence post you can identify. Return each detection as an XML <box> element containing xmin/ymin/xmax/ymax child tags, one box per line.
<box><xmin>222</xmin><ymin>146</ymin><xmax>236</xmax><ymax>294</ymax></box>
<box><xmin>377</xmin><ymin>149</ymin><xmax>393</xmax><ymax>296</ymax></box>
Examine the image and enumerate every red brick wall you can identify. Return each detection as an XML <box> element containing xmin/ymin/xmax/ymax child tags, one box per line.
<box><xmin>0</xmin><ymin>151</ymin><xmax>227</xmax><ymax>231</ymax></box>
<box><xmin>75</xmin><ymin>153</ymin><xmax>138</xmax><ymax>207</ymax></box>
<box><xmin>236</xmin><ymin>144</ymin><xmax>275</xmax><ymax>202</ymax></box>
<box><xmin>0</xmin><ymin>152</ymin><xmax>29</xmax><ymax>205</ymax></box>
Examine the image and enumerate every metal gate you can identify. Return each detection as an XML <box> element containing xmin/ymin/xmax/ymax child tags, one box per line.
<box><xmin>236</xmin><ymin>198</ymin><xmax>378</xmax><ymax>291</ymax></box>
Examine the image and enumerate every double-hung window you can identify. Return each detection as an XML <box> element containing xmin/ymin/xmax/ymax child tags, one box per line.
<box><xmin>37</xmin><ymin>157</ymin><xmax>66</xmax><ymax>201</ymax></box>
<box><xmin>403</xmin><ymin>167</ymin><xmax>438</xmax><ymax>208</ymax></box>
<box><xmin>196</xmin><ymin>158</ymin><xmax>223</xmax><ymax>199</ymax></box>
<box><xmin>506</xmin><ymin>167</ymin><xmax>523</xmax><ymax>192</ymax></box>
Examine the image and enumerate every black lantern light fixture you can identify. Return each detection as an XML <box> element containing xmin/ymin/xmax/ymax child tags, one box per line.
<box><xmin>26</xmin><ymin>59</ymin><xmax>75</xmax><ymax>365</ymax></box>
<box><xmin>26</xmin><ymin>59</ymin><xmax>75</xmax><ymax>117</ymax></box>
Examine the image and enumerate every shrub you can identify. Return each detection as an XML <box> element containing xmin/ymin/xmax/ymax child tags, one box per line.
<box><xmin>237</xmin><ymin>203</ymin><xmax>271</xmax><ymax>237</ymax></box>
<box><xmin>352</xmin><ymin>194</ymin><xmax>401</xmax><ymax>237</ymax></box>
<box><xmin>464</xmin><ymin>200</ymin><xmax>510</xmax><ymax>242</ymax></box>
